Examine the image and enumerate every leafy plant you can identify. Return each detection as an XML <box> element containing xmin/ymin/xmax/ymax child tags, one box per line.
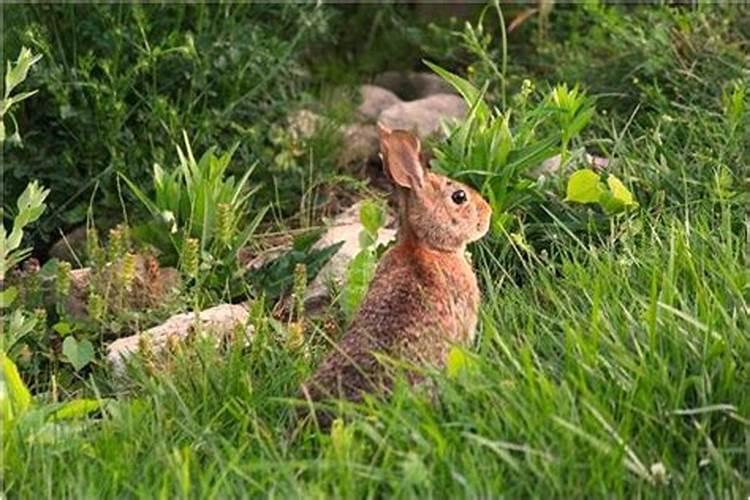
<box><xmin>565</xmin><ymin>169</ymin><xmax>638</xmax><ymax>215</ymax></box>
<box><xmin>1</xmin><ymin>181</ymin><xmax>50</xmax><ymax>284</ymax></box>
<box><xmin>341</xmin><ymin>199</ymin><xmax>386</xmax><ymax>321</ymax></box>
<box><xmin>1</xmin><ymin>353</ymin><xmax>107</xmax><ymax>459</ymax></box>
<box><xmin>122</xmin><ymin>133</ymin><xmax>267</xmax><ymax>295</ymax></box>
<box><xmin>4</xmin><ymin>4</ymin><xmax>331</xmax><ymax>235</ymax></box>
<box><xmin>246</xmin><ymin>230</ymin><xmax>344</xmax><ymax>301</ymax></box>
<box><xmin>1</xmin><ymin>46</ymin><xmax>42</xmax><ymax>146</ymax></box>
<box><xmin>1</xmin><ymin>182</ymin><xmax>49</xmax><ymax>363</ymax></box>
<box><xmin>428</xmin><ymin>61</ymin><xmax>595</xmax><ymax>235</ymax></box>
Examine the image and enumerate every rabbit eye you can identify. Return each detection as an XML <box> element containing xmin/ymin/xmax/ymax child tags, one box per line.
<box><xmin>451</xmin><ymin>189</ymin><xmax>467</xmax><ymax>205</ymax></box>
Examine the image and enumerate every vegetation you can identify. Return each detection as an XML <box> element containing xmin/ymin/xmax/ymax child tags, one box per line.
<box><xmin>2</xmin><ymin>3</ymin><xmax>749</xmax><ymax>498</ymax></box>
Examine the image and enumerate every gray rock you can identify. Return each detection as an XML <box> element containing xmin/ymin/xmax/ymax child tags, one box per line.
<box><xmin>357</xmin><ymin>85</ymin><xmax>402</xmax><ymax>122</ymax></box>
<box><xmin>378</xmin><ymin>94</ymin><xmax>467</xmax><ymax>140</ymax></box>
<box><xmin>107</xmin><ymin>304</ymin><xmax>253</xmax><ymax>373</ymax></box>
<box><xmin>48</xmin><ymin>226</ymin><xmax>88</xmax><ymax>264</ymax></box>
<box><xmin>373</xmin><ymin>71</ymin><xmax>457</xmax><ymax>100</ymax></box>
<box><xmin>337</xmin><ymin>123</ymin><xmax>380</xmax><ymax>166</ymax></box>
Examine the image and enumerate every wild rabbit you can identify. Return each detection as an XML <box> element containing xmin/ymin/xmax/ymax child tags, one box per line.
<box><xmin>299</xmin><ymin>126</ymin><xmax>491</xmax><ymax>428</ymax></box>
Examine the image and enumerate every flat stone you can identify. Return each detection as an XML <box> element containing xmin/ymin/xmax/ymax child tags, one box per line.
<box><xmin>107</xmin><ymin>304</ymin><xmax>252</xmax><ymax>372</ymax></box>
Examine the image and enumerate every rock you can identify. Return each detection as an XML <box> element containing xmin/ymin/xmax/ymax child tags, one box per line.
<box><xmin>356</xmin><ymin>84</ymin><xmax>402</xmax><ymax>122</ymax></box>
<box><xmin>304</xmin><ymin>202</ymin><xmax>397</xmax><ymax>314</ymax></box>
<box><xmin>48</xmin><ymin>226</ymin><xmax>88</xmax><ymax>264</ymax></box>
<box><xmin>337</xmin><ymin>123</ymin><xmax>380</xmax><ymax>166</ymax></box>
<box><xmin>107</xmin><ymin>304</ymin><xmax>252</xmax><ymax>372</ymax></box>
<box><xmin>373</xmin><ymin>71</ymin><xmax>457</xmax><ymax>100</ymax></box>
<box><xmin>409</xmin><ymin>72</ymin><xmax>458</xmax><ymax>99</ymax></box>
<box><xmin>378</xmin><ymin>94</ymin><xmax>467</xmax><ymax>140</ymax></box>
<box><xmin>65</xmin><ymin>255</ymin><xmax>181</xmax><ymax>320</ymax></box>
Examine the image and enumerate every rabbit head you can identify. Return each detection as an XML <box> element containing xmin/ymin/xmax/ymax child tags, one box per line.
<box><xmin>378</xmin><ymin>126</ymin><xmax>492</xmax><ymax>252</ymax></box>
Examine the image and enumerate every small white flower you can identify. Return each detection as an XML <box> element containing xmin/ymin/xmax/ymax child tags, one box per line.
<box><xmin>650</xmin><ymin>462</ymin><xmax>668</xmax><ymax>485</ymax></box>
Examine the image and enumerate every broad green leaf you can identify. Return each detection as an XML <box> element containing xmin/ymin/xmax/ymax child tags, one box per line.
<box><xmin>342</xmin><ymin>248</ymin><xmax>377</xmax><ymax>321</ymax></box>
<box><xmin>424</xmin><ymin>60</ymin><xmax>490</xmax><ymax>120</ymax></box>
<box><xmin>53</xmin><ymin>322</ymin><xmax>73</xmax><ymax>336</ymax></box>
<box><xmin>5</xmin><ymin>309</ymin><xmax>37</xmax><ymax>352</ymax></box>
<box><xmin>244</xmin><ymin>241</ymin><xmax>343</xmax><ymax>300</ymax></box>
<box><xmin>606</xmin><ymin>174</ymin><xmax>636</xmax><ymax>207</ymax></box>
<box><xmin>53</xmin><ymin>399</ymin><xmax>105</xmax><ymax>420</ymax></box>
<box><xmin>5</xmin><ymin>90</ymin><xmax>39</xmax><ymax>109</ymax></box>
<box><xmin>598</xmin><ymin>191</ymin><xmax>626</xmax><ymax>214</ymax></box>
<box><xmin>359</xmin><ymin>199</ymin><xmax>385</xmax><ymax>237</ymax></box>
<box><xmin>0</xmin><ymin>287</ymin><xmax>18</xmax><ymax>308</ymax></box>
<box><xmin>4</xmin><ymin>47</ymin><xmax>42</xmax><ymax>98</ymax></box>
<box><xmin>2</xmin><ymin>353</ymin><xmax>32</xmax><ymax>415</ymax></box>
<box><xmin>62</xmin><ymin>337</ymin><xmax>95</xmax><ymax>372</ymax></box>
<box><xmin>358</xmin><ymin>230</ymin><xmax>376</xmax><ymax>249</ymax></box>
<box><xmin>565</xmin><ymin>169</ymin><xmax>605</xmax><ymax>204</ymax></box>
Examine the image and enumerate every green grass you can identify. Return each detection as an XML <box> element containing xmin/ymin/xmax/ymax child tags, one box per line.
<box><xmin>3</xmin><ymin>3</ymin><xmax>750</xmax><ymax>498</ymax></box>
<box><xmin>6</xmin><ymin>201</ymin><xmax>749</xmax><ymax>497</ymax></box>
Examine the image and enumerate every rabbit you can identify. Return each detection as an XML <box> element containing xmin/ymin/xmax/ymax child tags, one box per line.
<box><xmin>298</xmin><ymin>125</ymin><xmax>492</xmax><ymax>428</ymax></box>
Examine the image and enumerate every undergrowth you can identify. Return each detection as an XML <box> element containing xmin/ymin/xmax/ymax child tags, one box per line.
<box><xmin>2</xmin><ymin>3</ymin><xmax>749</xmax><ymax>498</ymax></box>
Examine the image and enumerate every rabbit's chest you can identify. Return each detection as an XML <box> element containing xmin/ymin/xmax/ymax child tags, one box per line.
<box><xmin>439</xmin><ymin>259</ymin><xmax>480</xmax><ymax>343</ymax></box>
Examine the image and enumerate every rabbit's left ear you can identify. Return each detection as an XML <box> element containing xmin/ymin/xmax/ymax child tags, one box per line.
<box><xmin>378</xmin><ymin>124</ymin><xmax>425</xmax><ymax>190</ymax></box>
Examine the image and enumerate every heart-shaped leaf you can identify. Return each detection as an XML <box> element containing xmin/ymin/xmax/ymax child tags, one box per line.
<box><xmin>565</xmin><ymin>169</ymin><xmax>605</xmax><ymax>204</ymax></box>
<box><xmin>606</xmin><ymin>174</ymin><xmax>637</xmax><ymax>207</ymax></box>
<box><xmin>2</xmin><ymin>354</ymin><xmax>32</xmax><ymax>415</ymax></box>
<box><xmin>62</xmin><ymin>337</ymin><xmax>95</xmax><ymax>372</ymax></box>
<box><xmin>342</xmin><ymin>248</ymin><xmax>377</xmax><ymax>321</ymax></box>
<box><xmin>53</xmin><ymin>322</ymin><xmax>73</xmax><ymax>336</ymax></box>
<box><xmin>53</xmin><ymin>398</ymin><xmax>106</xmax><ymax>420</ymax></box>
<box><xmin>359</xmin><ymin>199</ymin><xmax>385</xmax><ymax>237</ymax></box>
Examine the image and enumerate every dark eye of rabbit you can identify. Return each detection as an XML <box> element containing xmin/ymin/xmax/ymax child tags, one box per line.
<box><xmin>451</xmin><ymin>189</ymin><xmax>467</xmax><ymax>205</ymax></box>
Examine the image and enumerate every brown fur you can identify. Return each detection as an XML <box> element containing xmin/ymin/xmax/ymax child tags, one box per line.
<box><xmin>299</xmin><ymin>126</ymin><xmax>491</xmax><ymax>428</ymax></box>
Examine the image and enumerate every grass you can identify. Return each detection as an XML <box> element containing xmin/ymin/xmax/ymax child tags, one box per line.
<box><xmin>6</xmin><ymin>202</ymin><xmax>749</xmax><ymax>497</ymax></box>
<box><xmin>3</xmin><ymin>3</ymin><xmax>750</xmax><ymax>498</ymax></box>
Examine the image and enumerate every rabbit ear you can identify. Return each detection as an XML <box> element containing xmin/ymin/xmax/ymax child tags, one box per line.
<box><xmin>378</xmin><ymin>125</ymin><xmax>424</xmax><ymax>190</ymax></box>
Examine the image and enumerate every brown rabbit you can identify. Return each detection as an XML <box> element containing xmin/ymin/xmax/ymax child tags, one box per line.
<box><xmin>299</xmin><ymin>126</ymin><xmax>491</xmax><ymax>427</ymax></box>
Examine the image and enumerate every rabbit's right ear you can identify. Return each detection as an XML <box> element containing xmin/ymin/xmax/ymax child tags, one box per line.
<box><xmin>378</xmin><ymin>124</ymin><xmax>425</xmax><ymax>190</ymax></box>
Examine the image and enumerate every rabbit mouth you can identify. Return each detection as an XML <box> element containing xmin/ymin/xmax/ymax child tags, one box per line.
<box><xmin>476</xmin><ymin>218</ymin><xmax>490</xmax><ymax>236</ymax></box>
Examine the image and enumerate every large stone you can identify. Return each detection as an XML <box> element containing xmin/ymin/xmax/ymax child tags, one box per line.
<box><xmin>48</xmin><ymin>226</ymin><xmax>88</xmax><ymax>264</ymax></box>
<box><xmin>337</xmin><ymin>123</ymin><xmax>380</xmax><ymax>166</ymax></box>
<box><xmin>304</xmin><ymin>202</ymin><xmax>397</xmax><ymax>313</ymax></box>
<box><xmin>107</xmin><ymin>304</ymin><xmax>253</xmax><ymax>372</ymax></box>
<box><xmin>378</xmin><ymin>94</ymin><xmax>467</xmax><ymax>140</ymax></box>
<box><xmin>356</xmin><ymin>84</ymin><xmax>402</xmax><ymax>122</ymax></box>
<box><xmin>373</xmin><ymin>71</ymin><xmax>457</xmax><ymax>101</ymax></box>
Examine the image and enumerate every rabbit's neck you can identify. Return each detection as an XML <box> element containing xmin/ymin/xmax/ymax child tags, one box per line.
<box><xmin>396</xmin><ymin>219</ymin><xmax>466</xmax><ymax>256</ymax></box>
<box><xmin>396</xmin><ymin>224</ymin><xmax>467</xmax><ymax>259</ymax></box>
